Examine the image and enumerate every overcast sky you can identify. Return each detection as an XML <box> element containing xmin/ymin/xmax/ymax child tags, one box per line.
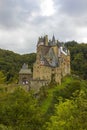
<box><xmin>0</xmin><ymin>0</ymin><xmax>87</xmax><ymax>54</ymax></box>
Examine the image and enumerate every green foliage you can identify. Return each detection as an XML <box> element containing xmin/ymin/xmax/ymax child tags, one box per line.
<box><xmin>50</xmin><ymin>76</ymin><xmax>83</xmax><ymax>107</ymax></box>
<box><xmin>54</xmin><ymin>80</ymin><xmax>81</xmax><ymax>100</ymax></box>
<box><xmin>21</xmin><ymin>53</ymin><xmax>36</xmax><ymax>71</ymax></box>
<box><xmin>45</xmin><ymin>87</ymin><xmax>87</xmax><ymax>130</ymax></box>
<box><xmin>40</xmin><ymin>76</ymin><xmax>87</xmax><ymax>130</ymax></box>
<box><xmin>0</xmin><ymin>42</ymin><xmax>87</xmax><ymax>129</ymax></box>
<box><xmin>0</xmin><ymin>88</ymin><xmax>42</xmax><ymax>130</ymax></box>
<box><xmin>65</xmin><ymin>42</ymin><xmax>87</xmax><ymax>79</ymax></box>
<box><xmin>0</xmin><ymin>49</ymin><xmax>36</xmax><ymax>83</ymax></box>
<box><xmin>0</xmin><ymin>71</ymin><xmax>6</xmax><ymax>84</ymax></box>
<box><xmin>46</xmin><ymin>89</ymin><xmax>87</xmax><ymax>130</ymax></box>
<box><xmin>0</xmin><ymin>124</ymin><xmax>12</xmax><ymax>130</ymax></box>
<box><xmin>0</xmin><ymin>76</ymin><xmax>87</xmax><ymax>130</ymax></box>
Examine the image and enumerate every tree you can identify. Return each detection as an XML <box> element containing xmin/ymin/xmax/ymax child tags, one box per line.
<box><xmin>0</xmin><ymin>88</ymin><xmax>42</xmax><ymax>130</ymax></box>
<box><xmin>46</xmin><ymin>90</ymin><xmax>87</xmax><ymax>130</ymax></box>
<box><xmin>65</xmin><ymin>42</ymin><xmax>87</xmax><ymax>79</ymax></box>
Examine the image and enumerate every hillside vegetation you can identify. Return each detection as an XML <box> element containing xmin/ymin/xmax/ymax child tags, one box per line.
<box><xmin>0</xmin><ymin>41</ymin><xmax>87</xmax><ymax>129</ymax></box>
<box><xmin>0</xmin><ymin>41</ymin><xmax>87</xmax><ymax>84</ymax></box>
<box><xmin>65</xmin><ymin>41</ymin><xmax>87</xmax><ymax>79</ymax></box>
<box><xmin>0</xmin><ymin>49</ymin><xmax>36</xmax><ymax>83</ymax></box>
<box><xmin>0</xmin><ymin>76</ymin><xmax>87</xmax><ymax>130</ymax></box>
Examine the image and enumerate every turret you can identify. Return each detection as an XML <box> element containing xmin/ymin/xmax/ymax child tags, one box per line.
<box><xmin>44</xmin><ymin>35</ymin><xmax>48</xmax><ymax>46</ymax></box>
<box><xmin>52</xmin><ymin>35</ymin><xmax>55</xmax><ymax>42</ymax></box>
<box><xmin>37</xmin><ymin>36</ymin><xmax>44</xmax><ymax>48</ymax></box>
<box><xmin>52</xmin><ymin>35</ymin><xmax>56</xmax><ymax>45</ymax></box>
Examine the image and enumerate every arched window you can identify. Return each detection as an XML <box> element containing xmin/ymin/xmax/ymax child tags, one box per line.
<box><xmin>22</xmin><ymin>77</ymin><xmax>28</xmax><ymax>85</ymax></box>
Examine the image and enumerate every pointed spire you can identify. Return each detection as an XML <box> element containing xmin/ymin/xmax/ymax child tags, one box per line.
<box><xmin>52</xmin><ymin>34</ymin><xmax>55</xmax><ymax>42</ymax></box>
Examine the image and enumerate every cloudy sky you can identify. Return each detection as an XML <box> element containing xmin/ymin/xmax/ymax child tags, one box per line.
<box><xmin>0</xmin><ymin>0</ymin><xmax>87</xmax><ymax>54</ymax></box>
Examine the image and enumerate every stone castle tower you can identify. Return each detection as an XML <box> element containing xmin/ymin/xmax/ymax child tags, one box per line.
<box><xmin>33</xmin><ymin>35</ymin><xmax>70</xmax><ymax>84</ymax></box>
<box><xmin>19</xmin><ymin>63</ymin><xmax>32</xmax><ymax>85</ymax></box>
<box><xmin>19</xmin><ymin>35</ymin><xmax>70</xmax><ymax>92</ymax></box>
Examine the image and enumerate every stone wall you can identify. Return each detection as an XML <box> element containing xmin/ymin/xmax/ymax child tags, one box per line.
<box><xmin>33</xmin><ymin>64</ymin><xmax>52</xmax><ymax>81</ymax></box>
<box><xmin>61</xmin><ymin>53</ymin><xmax>70</xmax><ymax>77</ymax></box>
<box><xmin>19</xmin><ymin>74</ymin><xmax>32</xmax><ymax>85</ymax></box>
<box><xmin>55</xmin><ymin>67</ymin><xmax>61</xmax><ymax>84</ymax></box>
<box><xmin>30</xmin><ymin>80</ymin><xmax>50</xmax><ymax>93</ymax></box>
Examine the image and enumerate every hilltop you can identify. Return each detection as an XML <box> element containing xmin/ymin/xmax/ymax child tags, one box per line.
<box><xmin>0</xmin><ymin>41</ymin><xmax>87</xmax><ymax>84</ymax></box>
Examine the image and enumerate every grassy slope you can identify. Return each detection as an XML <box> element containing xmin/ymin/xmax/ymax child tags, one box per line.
<box><xmin>40</xmin><ymin>75</ymin><xmax>87</xmax><ymax>114</ymax></box>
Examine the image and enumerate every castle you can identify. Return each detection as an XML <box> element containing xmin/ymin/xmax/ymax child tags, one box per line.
<box><xmin>19</xmin><ymin>35</ymin><xmax>70</xmax><ymax>92</ymax></box>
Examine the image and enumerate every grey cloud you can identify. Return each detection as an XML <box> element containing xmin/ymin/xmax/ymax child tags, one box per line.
<box><xmin>55</xmin><ymin>0</ymin><xmax>87</xmax><ymax>16</ymax></box>
<box><xmin>0</xmin><ymin>0</ymin><xmax>40</xmax><ymax>29</ymax></box>
<box><xmin>0</xmin><ymin>0</ymin><xmax>87</xmax><ymax>54</ymax></box>
<box><xmin>53</xmin><ymin>0</ymin><xmax>87</xmax><ymax>31</ymax></box>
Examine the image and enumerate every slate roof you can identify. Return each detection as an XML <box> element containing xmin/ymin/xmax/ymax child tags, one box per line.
<box><xmin>19</xmin><ymin>69</ymin><xmax>32</xmax><ymax>74</ymax></box>
<box><xmin>19</xmin><ymin>63</ymin><xmax>32</xmax><ymax>74</ymax></box>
